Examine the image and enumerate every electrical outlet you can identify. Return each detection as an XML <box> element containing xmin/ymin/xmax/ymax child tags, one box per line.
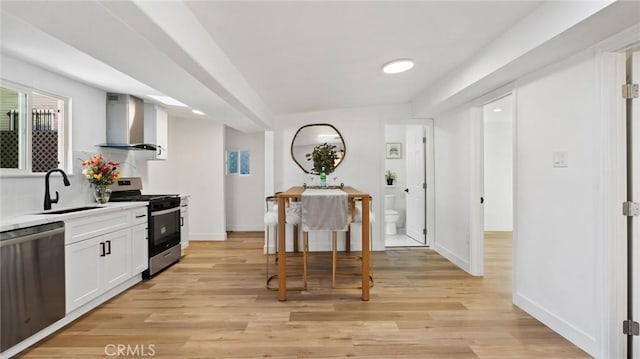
<box><xmin>553</xmin><ymin>150</ymin><xmax>568</xmax><ymax>168</ymax></box>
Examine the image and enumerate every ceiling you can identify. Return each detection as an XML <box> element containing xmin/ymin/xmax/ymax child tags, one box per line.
<box><xmin>1</xmin><ymin>1</ymin><xmax>637</xmax><ymax>132</ymax></box>
<box><xmin>186</xmin><ymin>1</ymin><xmax>540</xmax><ymax>114</ymax></box>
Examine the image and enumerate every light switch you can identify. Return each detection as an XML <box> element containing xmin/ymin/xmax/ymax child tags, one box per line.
<box><xmin>553</xmin><ymin>150</ymin><xmax>568</xmax><ymax>168</ymax></box>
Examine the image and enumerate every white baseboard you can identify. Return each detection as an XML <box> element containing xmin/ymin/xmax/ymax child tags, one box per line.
<box><xmin>514</xmin><ymin>292</ymin><xmax>597</xmax><ymax>356</ymax></box>
<box><xmin>227</xmin><ymin>225</ymin><xmax>264</xmax><ymax>231</ymax></box>
<box><xmin>484</xmin><ymin>226</ymin><xmax>513</xmax><ymax>232</ymax></box>
<box><xmin>434</xmin><ymin>243</ymin><xmax>471</xmax><ymax>274</ymax></box>
<box><xmin>190</xmin><ymin>232</ymin><xmax>227</xmax><ymax>241</ymax></box>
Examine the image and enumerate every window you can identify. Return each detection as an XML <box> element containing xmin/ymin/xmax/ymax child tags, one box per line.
<box><xmin>0</xmin><ymin>81</ymin><xmax>69</xmax><ymax>174</ymax></box>
<box><xmin>226</xmin><ymin>149</ymin><xmax>250</xmax><ymax>176</ymax></box>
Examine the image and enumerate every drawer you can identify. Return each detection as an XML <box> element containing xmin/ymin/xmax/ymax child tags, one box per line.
<box><xmin>131</xmin><ymin>207</ymin><xmax>149</xmax><ymax>225</ymax></box>
<box><xmin>65</xmin><ymin>211</ymin><xmax>130</xmax><ymax>245</ymax></box>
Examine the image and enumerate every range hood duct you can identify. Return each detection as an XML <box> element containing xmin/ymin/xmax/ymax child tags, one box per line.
<box><xmin>99</xmin><ymin>93</ymin><xmax>159</xmax><ymax>152</ymax></box>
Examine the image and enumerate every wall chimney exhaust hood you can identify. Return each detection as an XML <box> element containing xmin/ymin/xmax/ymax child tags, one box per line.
<box><xmin>98</xmin><ymin>93</ymin><xmax>160</xmax><ymax>152</ymax></box>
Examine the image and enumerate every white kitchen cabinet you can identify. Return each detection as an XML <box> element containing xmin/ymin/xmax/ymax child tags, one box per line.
<box><xmin>131</xmin><ymin>207</ymin><xmax>148</xmax><ymax>274</ymax></box>
<box><xmin>131</xmin><ymin>222</ymin><xmax>148</xmax><ymax>274</ymax></box>
<box><xmin>101</xmin><ymin>229</ymin><xmax>131</xmax><ymax>289</ymax></box>
<box><xmin>64</xmin><ymin>207</ymin><xmax>151</xmax><ymax>313</ymax></box>
<box><xmin>65</xmin><ymin>235</ymin><xmax>101</xmax><ymax>312</ymax></box>
<box><xmin>180</xmin><ymin>196</ymin><xmax>190</xmax><ymax>253</ymax></box>
<box><xmin>144</xmin><ymin>103</ymin><xmax>168</xmax><ymax>160</ymax></box>
<box><xmin>65</xmin><ymin>227</ymin><xmax>131</xmax><ymax>312</ymax></box>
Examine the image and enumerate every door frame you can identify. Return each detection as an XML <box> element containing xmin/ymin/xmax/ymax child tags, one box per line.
<box><xmin>596</xmin><ymin>25</ymin><xmax>639</xmax><ymax>359</ymax></box>
<box><xmin>468</xmin><ymin>86</ymin><xmax>515</xmax><ymax>277</ymax></box>
<box><xmin>381</xmin><ymin>119</ymin><xmax>435</xmax><ymax>247</ymax></box>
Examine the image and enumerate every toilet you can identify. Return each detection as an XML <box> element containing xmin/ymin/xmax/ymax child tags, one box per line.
<box><xmin>384</xmin><ymin>194</ymin><xmax>400</xmax><ymax>235</ymax></box>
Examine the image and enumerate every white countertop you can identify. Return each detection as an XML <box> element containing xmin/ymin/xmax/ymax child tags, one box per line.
<box><xmin>0</xmin><ymin>202</ymin><xmax>148</xmax><ymax>232</ymax></box>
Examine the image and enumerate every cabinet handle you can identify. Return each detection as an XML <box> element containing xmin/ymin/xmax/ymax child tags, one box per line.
<box><xmin>135</xmin><ymin>214</ymin><xmax>147</xmax><ymax>218</ymax></box>
<box><xmin>106</xmin><ymin>240</ymin><xmax>111</xmax><ymax>255</ymax></box>
<box><xmin>181</xmin><ymin>216</ymin><xmax>184</xmax><ymax>227</ymax></box>
<box><xmin>100</xmin><ymin>242</ymin><xmax>106</xmax><ymax>257</ymax></box>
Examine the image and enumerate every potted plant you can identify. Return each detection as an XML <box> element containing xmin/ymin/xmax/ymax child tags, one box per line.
<box><xmin>305</xmin><ymin>143</ymin><xmax>339</xmax><ymax>175</ymax></box>
<box><xmin>385</xmin><ymin>170</ymin><xmax>396</xmax><ymax>185</ymax></box>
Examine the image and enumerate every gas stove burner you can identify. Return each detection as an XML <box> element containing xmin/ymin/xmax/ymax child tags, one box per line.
<box><xmin>137</xmin><ymin>194</ymin><xmax>180</xmax><ymax>201</ymax></box>
<box><xmin>110</xmin><ymin>194</ymin><xmax>179</xmax><ymax>202</ymax></box>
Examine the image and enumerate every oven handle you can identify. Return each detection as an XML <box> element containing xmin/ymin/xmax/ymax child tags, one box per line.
<box><xmin>151</xmin><ymin>207</ymin><xmax>180</xmax><ymax>217</ymax></box>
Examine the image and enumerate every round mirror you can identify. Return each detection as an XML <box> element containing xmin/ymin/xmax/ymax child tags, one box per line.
<box><xmin>291</xmin><ymin>124</ymin><xmax>346</xmax><ymax>174</ymax></box>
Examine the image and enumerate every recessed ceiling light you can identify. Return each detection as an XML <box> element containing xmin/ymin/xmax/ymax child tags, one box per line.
<box><xmin>148</xmin><ymin>95</ymin><xmax>188</xmax><ymax>107</ymax></box>
<box><xmin>493</xmin><ymin>108</ymin><xmax>503</xmax><ymax>113</ymax></box>
<box><xmin>382</xmin><ymin>59</ymin><xmax>414</xmax><ymax>74</ymax></box>
<box><xmin>192</xmin><ymin>109</ymin><xmax>205</xmax><ymax>115</ymax></box>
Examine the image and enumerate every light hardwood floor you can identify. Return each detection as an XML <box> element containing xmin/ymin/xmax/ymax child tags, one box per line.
<box><xmin>21</xmin><ymin>231</ymin><xmax>590</xmax><ymax>358</ymax></box>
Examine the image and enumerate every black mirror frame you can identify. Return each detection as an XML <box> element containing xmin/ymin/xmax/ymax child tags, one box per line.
<box><xmin>290</xmin><ymin>123</ymin><xmax>346</xmax><ymax>174</ymax></box>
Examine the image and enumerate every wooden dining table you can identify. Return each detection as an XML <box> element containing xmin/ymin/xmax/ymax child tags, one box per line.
<box><xmin>276</xmin><ymin>186</ymin><xmax>371</xmax><ymax>301</ymax></box>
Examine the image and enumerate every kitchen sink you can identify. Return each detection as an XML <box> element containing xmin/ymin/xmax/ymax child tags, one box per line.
<box><xmin>39</xmin><ymin>206</ymin><xmax>101</xmax><ymax>215</ymax></box>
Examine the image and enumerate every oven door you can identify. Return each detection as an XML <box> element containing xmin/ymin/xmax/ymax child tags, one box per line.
<box><xmin>149</xmin><ymin>207</ymin><xmax>181</xmax><ymax>256</ymax></box>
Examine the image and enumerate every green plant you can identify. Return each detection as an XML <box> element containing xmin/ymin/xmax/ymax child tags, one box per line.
<box><xmin>305</xmin><ymin>143</ymin><xmax>338</xmax><ymax>175</ymax></box>
<box><xmin>385</xmin><ymin>170</ymin><xmax>396</xmax><ymax>180</ymax></box>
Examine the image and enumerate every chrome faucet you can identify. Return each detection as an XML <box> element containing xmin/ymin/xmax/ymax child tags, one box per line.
<box><xmin>44</xmin><ymin>169</ymin><xmax>71</xmax><ymax>210</ymax></box>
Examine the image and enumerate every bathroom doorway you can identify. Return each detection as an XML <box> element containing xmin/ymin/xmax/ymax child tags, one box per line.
<box><xmin>384</xmin><ymin>121</ymin><xmax>434</xmax><ymax>248</ymax></box>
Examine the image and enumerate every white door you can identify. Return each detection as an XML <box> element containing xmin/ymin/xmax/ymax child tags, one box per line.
<box><xmin>630</xmin><ymin>51</ymin><xmax>640</xmax><ymax>359</ymax></box>
<box><xmin>405</xmin><ymin>125</ymin><xmax>426</xmax><ymax>243</ymax></box>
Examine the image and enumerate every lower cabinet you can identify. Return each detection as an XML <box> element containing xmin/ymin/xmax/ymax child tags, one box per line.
<box><xmin>101</xmin><ymin>229</ymin><xmax>132</xmax><ymax>289</ymax></box>
<box><xmin>180</xmin><ymin>196</ymin><xmax>190</xmax><ymax>252</ymax></box>
<box><xmin>131</xmin><ymin>222</ymin><xmax>148</xmax><ymax>274</ymax></box>
<box><xmin>65</xmin><ymin>228</ymin><xmax>131</xmax><ymax>312</ymax></box>
<box><xmin>65</xmin><ymin>207</ymin><xmax>149</xmax><ymax>314</ymax></box>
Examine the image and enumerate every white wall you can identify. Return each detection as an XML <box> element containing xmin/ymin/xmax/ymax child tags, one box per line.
<box><xmin>513</xmin><ymin>54</ymin><xmax>601</xmax><ymax>355</ymax></box>
<box><xmin>0</xmin><ymin>54</ymin><xmax>113</xmax><ymax>217</ymax></box>
<box><xmin>483</xmin><ymin>110</ymin><xmax>513</xmax><ymax>231</ymax></box>
<box><xmin>140</xmin><ymin>116</ymin><xmax>226</xmax><ymax>240</ymax></box>
<box><xmin>224</xmin><ymin>126</ymin><xmax>265</xmax><ymax>231</ymax></box>
<box><xmin>275</xmin><ymin>104</ymin><xmax>411</xmax><ymax>251</ymax></box>
<box><xmin>433</xmin><ymin>53</ymin><xmax>604</xmax><ymax>356</ymax></box>
<box><xmin>433</xmin><ymin>107</ymin><xmax>473</xmax><ymax>271</ymax></box>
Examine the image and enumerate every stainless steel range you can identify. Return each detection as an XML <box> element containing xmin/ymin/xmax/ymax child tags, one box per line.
<box><xmin>109</xmin><ymin>177</ymin><xmax>181</xmax><ymax>277</ymax></box>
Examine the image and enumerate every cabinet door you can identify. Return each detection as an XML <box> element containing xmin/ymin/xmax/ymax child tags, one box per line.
<box><xmin>101</xmin><ymin>229</ymin><xmax>132</xmax><ymax>291</ymax></box>
<box><xmin>65</xmin><ymin>236</ymin><xmax>101</xmax><ymax>313</ymax></box>
<box><xmin>131</xmin><ymin>222</ymin><xmax>148</xmax><ymax>274</ymax></box>
<box><xmin>180</xmin><ymin>199</ymin><xmax>189</xmax><ymax>251</ymax></box>
<box><xmin>144</xmin><ymin>104</ymin><xmax>168</xmax><ymax>160</ymax></box>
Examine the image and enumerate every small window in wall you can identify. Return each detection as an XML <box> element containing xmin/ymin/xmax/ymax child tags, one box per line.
<box><xmin>226</xmin><ymin>149</ymin><xmax>250</xmax><ymax>176</ymax></box>
<box><xmin>0</xmin><ymin>81</ymin><xmax>69</xmax><ymax>174</ymax></box>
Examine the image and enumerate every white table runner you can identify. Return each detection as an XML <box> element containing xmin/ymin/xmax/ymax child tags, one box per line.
<box><xmin>301</xmin><ymin>188</ymin><xmax>349</xmax><ymax>232</ymax></box>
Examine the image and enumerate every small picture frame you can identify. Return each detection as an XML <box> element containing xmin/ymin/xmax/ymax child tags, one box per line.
<box><xmin>385</xmin><ymin>143</ymin><xmax>402</xmax><ymax>159</ymax></box>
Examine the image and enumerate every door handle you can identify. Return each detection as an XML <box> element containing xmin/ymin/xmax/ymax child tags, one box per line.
<box><xmin>106</xmin><ymin>240</ymin><xmax>111</xmax><ymax>255</ymax></box>
<box><xmin>181</xmin><ymin>216</ymin><xmax>184</xmax><ymax>227</ymax></box>
<box><xmin>404</xmin><ymin>188</ymin><xmax>409</xmax><ymax>193</ymax></box>
<box><xmin>100</xmin><ymin>242</ymin><xmax>106</xmax><ymax>257</ymax></box>
<box><xmin>480</xmin><ymin>197</ymin><xmax>484</xmax><ymax>204</ymax></box>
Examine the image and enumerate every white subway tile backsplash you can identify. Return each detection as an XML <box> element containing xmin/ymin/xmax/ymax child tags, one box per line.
<box><xmin>1</xmin><ymin>149</ymin><xmax>141</xmax><ymax>218</ymax></box>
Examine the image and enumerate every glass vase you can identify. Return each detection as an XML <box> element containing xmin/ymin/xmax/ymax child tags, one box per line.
<box><xmin>94</xmin><ymin>185</ymin><xmax>112</xmax><ymax>204</ymax></box>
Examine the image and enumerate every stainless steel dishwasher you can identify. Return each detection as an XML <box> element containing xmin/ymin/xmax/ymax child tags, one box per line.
<box><xmin>1</xmin><ymin>221</ymin><xmax>66</xmax><ymax>353</ymax></box>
